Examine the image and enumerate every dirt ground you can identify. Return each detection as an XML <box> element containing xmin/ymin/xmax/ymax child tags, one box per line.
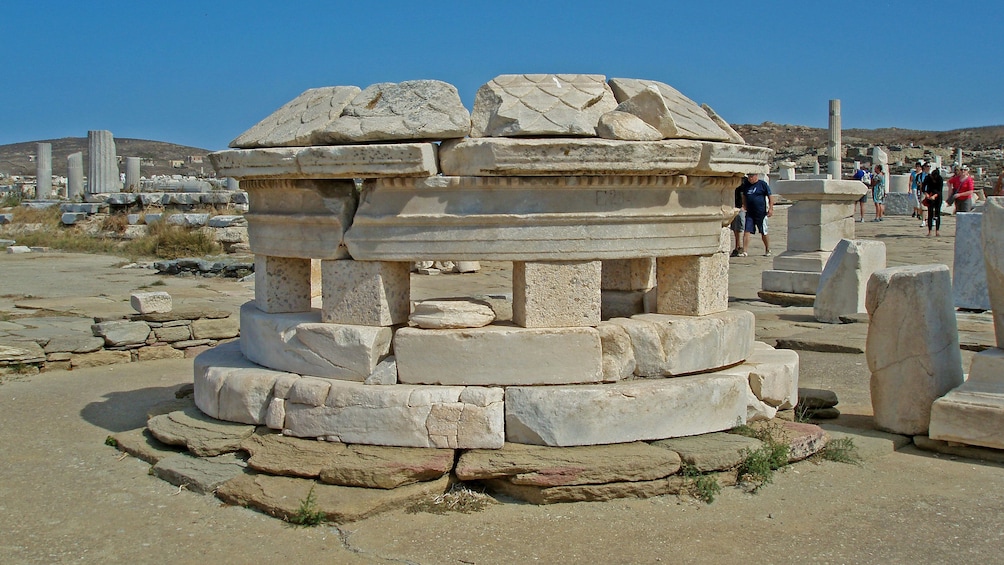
<box><xmin>2</xmin><ymin>206</ymin><xmax>1003</xmax><ymax>564</ymax></box>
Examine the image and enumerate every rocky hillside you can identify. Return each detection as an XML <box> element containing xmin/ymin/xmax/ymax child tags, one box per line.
<box><xmin>0</xmin><ymin>138</ymin><xmax>213</xmax><ymax>178</ymax></box>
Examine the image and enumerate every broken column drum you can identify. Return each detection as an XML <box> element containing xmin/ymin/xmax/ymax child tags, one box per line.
<box><xmin>203</xmin><ymin>75</ymin><xmax>792</xmax><ymax>449</ymax></box>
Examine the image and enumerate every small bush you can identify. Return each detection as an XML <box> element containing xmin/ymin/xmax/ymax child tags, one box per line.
<box><xmin>135</xmin><ymin>221</ymin><xmax>220</xmax><ymax>259</ymax></box>
<box><xmin>736</xmin><ymin>442</ymin><xmax>789</xmax><ymax>492</ymax></box>
<box><xmin>406</xmin><ymin>483</ymin><xmax>496</xmax><ymax>515</ymax></box>
<box><xmin>104</xmin><ymin>436</ymin><xmax>119</xmax><ymax>447</ymax></box>
<box><xmin>101</xmin><ymin>213</ymin><xmax>129</xmax><ymax>234</ymax></box>
<box><xmin>288</xmin><ymin>486</ymin><xmax>325</xmax><ymax>527</ymax></box>
<box><xmin>818</xmin><ymin>437</ymin><xmax>860</xmax><ymax>465</ymax></box>
<box><xmin>681</xmin><ymin>464</ymin><xmax>722</xmax><ymax>504</ymax></box>
<box><xmin>1</xmin><ymin>192</ymin><xmax>24</xmax><ymax>208</ymax></box>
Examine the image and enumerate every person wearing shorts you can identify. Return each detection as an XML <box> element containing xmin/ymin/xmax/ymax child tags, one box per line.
<box><xmin>739</xmin><ymin>172</ymin><xmax>774</xmax><ymax>257</ymax></box>
<box><xmin>730</xmin><ymin>177</ymin><xmax>749</xmax><ymax>257</ymax></box>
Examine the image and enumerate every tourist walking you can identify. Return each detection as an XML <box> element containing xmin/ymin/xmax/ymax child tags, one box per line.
<box><xmin>739</xmin><ymin>172</ymin><xmax>774</xmax><ymax>257</ymax></box>
<box><xmin>730</xmin><ymin>176</ymin><xmax>749</xmax><ymax>257</ymax></box>
<box><xmin>952</xmin><ymin>165</ymin><xmax>976</xmax><ymax>213</ymax></box>
<box><xmin>871</xmin><ymin>164</ymin><xmax>886</xmax><ymax>221</ymax></box>
<box><xmin>909</xmin><ymin>161</ymin><xmax>925</xmax><ymax>220</ymax></box>
<box><xmin>923</xmin><ymin>166</ymin><xmax>944</xmax><ymax>236</ymax></box>
<box><xmin>852</xmin><ymin>163</ymin><xmax>870</xmax><ymax>222</ymax></box>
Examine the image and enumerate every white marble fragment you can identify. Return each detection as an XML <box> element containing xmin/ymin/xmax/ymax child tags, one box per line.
<box><xmin>229</xmin><ymin>86</ymin><xmax>361</xmax><ymax>148</ymax></box>
<box><xmin>130</xmin><ymin>291</ymin><xmax>172</xmax><ymax>314</ymax></box>
<box><xmin>814</xmin><ymin>239</ymin><xmax>887</xmax><ymax>323</ymax></box>
<box><xmin>410</xmin><ymin>299</ymin><xmax>496</xmax><ymax>329</ymax></box>
<box><xmin>607</xmin><ymin>78</ymin><xmax>729</xmax><ymax>141</ymax></box>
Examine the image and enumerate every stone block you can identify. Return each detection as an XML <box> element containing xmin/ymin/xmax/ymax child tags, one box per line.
<box><xmin>364</xmin><ymin>356</ymin><xmax>398</xmax><ymax>385</ymax></box>
<box><xmin>744</xmin><ymin>347</ymin><xmax>800</xmax><ymax>409</ymax></box>
<box><xmin>867</xmin><ymin>265</ymin><xmax>964</xmax><ymax>435</ymax></box>
<box><xmin>193</xmin><ymin>341</ymin><xmax>278</xmax><ymax>419</ymax></box>
<box><xmin>597</xmin><ymin>321</ymin><xmax>636</xmax><ymax>381</ymax></box>
<box><xmin>91</xmin><ymin>320</ymin><xmax>151</xmax><ymax>346</ymax></box>
<box><xmin>655</xmin><ymin>253</ymin><xmax>729</xmax><ymax>316</ymax></box>
<box><xmin>239</xmin><ymin>302</ymin><xmax>392</xmax><ymax>380</ymax></box>
<box><xmin>409</xmin><ymin>299</ymin><xmax>496</xmax><ymax>329</ymax></box>
<box><xmin>701</xmin><ymin>103</ymin><xmax>745</xmax><ymax>144</ymax></box>
<box><xmin>596</xmin><ymin>111</ymin><xmax>663</xmax><ymax>141</ymax></box>
<box><xmin>788</xmin><ymin>217</ymin><xmax>856</xmax><ymax>252</ymax></box>
<box><xmin>394</xmin><ymin>325</ymin><xmax>603</xmax><ymax>386</ymax></box>
<box><xmin>61</xmin><ymin>212</ymin><xmax>86</xmax><ymax>225</ymax></box>
<box><xmin>191</xmin><ymin>317</ymin><xmax>240</xmax><ymax>340</ymax></box>
<box><xmin>930</xmin><ymin>349</ymin><xmax>1004</xmax><ymax>449</ymax></box>
<box><xmin>981</xmin><ymin>198</ymin><xmax>1004</xmax><ymax>346</ymax></box>
<box><xmin>166</xmin><ymin>213</ymin><xmax>210</xmax><ymax>227</ymax></box>
<box><xmin>244</xmin><ymin>179</ymin><xmax>357</xmax><ymax>260</ymax></box>
<box><xmin>230</xmin><ymin>86</ymin><xmax>361</xmax><ymax>148</ymax></box>
<box><xmin>70</xmin><ymin>350</ymin><xmax>132</xmax><ymax>369</ymax></box>
<box><xmin>611</xmin><ymin>87</ymin><xmax>677</xmax><ymax>137</ymax></box>
<box><xmin>471</xmin><ymin>74</ymin><xmax>617</xmax><ymax>137</ymax></box>
<box><xmin>651</xmin><ymin>432</ymin><xmax>764</xmax><ymax>472</ymax></box>
<box><xmin>316</xmin><ymin>80</ymin><xmax>470</xmax><ymax>143</ymax></box>
<box><xmin>130</xmin><ymin>291</ymin><xmax>172</xmax><ymax>314</ymax></box>
<box><xmin>814</xmin><ymin>239</ymin><xmax>887</xmax><ymax>323</ymax></box>
<box><xmin>43</xmin><ymin>334</ymin><xmax>104</xmax><ymax>354</ymax></box>
<box><xmin>601</xmin><ymin>258</ymin><xmax>656</xmax><ymax>291</ymax></box>
<box><xmin>772</xmin><ymin>179</ymin><xmax>868</xmax><ymax>202</ymax></box>
<box><xmin>154</xmin><ymin>325</ymin><xmax>191</xmax><ymax>343</ymax></box>
<box><xmin>7</xmin><ymin>245</ymin><xmax>31</xmax><ymax>254</ymax></box>
<box><xmin>136</xmin><ymin>345</ymin><xmax>186</xmax><ymax>361</ymax></box>
<box><xmin>600</xmin><ymin>289</ymin><xmax>656</xmax><ymax>319</ymax></box>
<box><xmin>504</xmin><ymin>372</ymin><xmax>749</xmax><ymax>446</ymax></box>
<box><xmin>0</xmin><ymin>341</ymin><xmax>45</xmax><ymax>365</ymax></box>
<box><xmin>512</xmin><ymin>260</ymin><xmax>601</xmax><ymax>328</ymax></box>
<box><xmin>320</xmin><ymin>260</ymin><xmax>410</xmax><ymax>326</ymax></box>
<box><xmin>209</xmin><ymin>143</ymin><xmax>440</xmax><ymax>179</ymax></box>
<box><xmin>217</xmin><ymin>367</ymin><xmax>282</xmax><ymax>424</ymax></box>
<box><xmin>147</xmin><ymin>406</ymin><xmax>255</xmax><ymax>457</ymax></box>
<box><xmin>152</xmin><ymin>453</ymin><xmax>246</xmax><ymax>495</ymax></box>
<box><xmin>344</xmin><ymin>175</ymin><xmax>733</xmax><ymax>262</ymax></box>
<box><xmin>762</xmin><ymin>270</ymin><xmax>821</xmax><ymax>295</ymax></box>
<box><xmin>282</xmin><ymin>380</ymin><xmax>505</xmax><ymax>449</ymax></box>
<box><xmin>609</xmin><ymin>310</ymin><xmax>754</xmax><ymax>377</ymax></box>
<box><xmin>608</xmin><ymin>78</ymin><xmax>730</xmax><ymax>141</ymax></box>
<box><xmin>772</xmin><ymin>251</ymin><xmax>831</xmax><ymax>272</ymax></box>
<box><xmin>953</xmin><ymin>212</ymin><xmax>990</xmax><ymax>310</ymax></box>
<box><xmin>255</xmin><ymin>255</ymin><xmax>312</xmax><ymax>314</ymax></box>
<box><xmin>207</xmin><ymin>215</ymin><xmax>247</xmax><ymax>228</ymax></box>
<box><xmin>317</xmin><ymin>444</ymin><xmax>455</xmax><ymax>489</ymax></box>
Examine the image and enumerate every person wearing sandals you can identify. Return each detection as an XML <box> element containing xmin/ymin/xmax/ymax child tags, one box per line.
<box><xmin>922</xmin><ymin>165</ymin><xmax>943</xmax><ymax>236</ymax></box>
<box><xmin>739</xmin><ymin>172</ymin><xmax>774</xmax><ymax>257</ymax></box>
<box><xmin>871</xmin><ymin>164</ymin><xmax>886</xmax><ymax>221</ymax></box>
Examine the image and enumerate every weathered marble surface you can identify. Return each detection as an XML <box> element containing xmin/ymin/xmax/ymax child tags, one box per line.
<box><xmin>209</xmin><ymin>143</ymin><xmax>439</xmax><ymax>179</ymax></box>
<box><xmin>983</xmin><ymin>198</ymin><xmax>1004</xmax><ymax>345</ymax></box>
<box><xmin>867</xmin><ymin>265</ymin><xmax>964</xmax><ymax>435</ymax></box>
<box><xmin>230</xmin><ymin>86</ymin><xmax>361</xmax><ymax>148</ymax></box>
<box><xmin>244</xmin><ymin>179</ymin><xmax>357</xmax><ymax>260</ymax></box>
<box><xmin>814</xmin><ymin>239</ymin><xmax>887</xmax><ymax>323</ymax></box>
<box><xmin>952</xmin><ymin>212</ymin><xmax>990</xmax><ymax>311</ymax></box>
<box><xmin>608</xmin><ymin>78</ymin><xmax>730</xmax><ymax>141</ymax></box>
<box><xmin>471</xmin><ymin>74</ymin><xmax>618</xmax><ymax>137</ymax></box>
<box><xmin>930</xmin><ymin>349</ymin><xmax>1004</xmax><ymax>449</ymax></box>
<box><xmin>512</xmin><ymin>261</ymin><xmax>601</xmax><ymax>328</ymax></box>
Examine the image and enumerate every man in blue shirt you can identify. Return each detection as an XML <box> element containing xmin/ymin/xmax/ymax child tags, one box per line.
<box><xmin>739</xmin><ymin>172</ymin><xmax>774</xmax><ymax>257</ymax></box>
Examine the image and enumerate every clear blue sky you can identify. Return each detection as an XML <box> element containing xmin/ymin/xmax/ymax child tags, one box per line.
<box><xmin>3</xmin><ymin>0</ymin><xmax>1001</xmax><ymax>150</ymax></box>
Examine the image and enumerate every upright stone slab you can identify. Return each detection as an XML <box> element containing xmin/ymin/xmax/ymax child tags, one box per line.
<box><xmin>87</xmin><ymin>130</ymin><xmax>119</xmax><ymax>194</ymax></box>
<box><xmin>866</xmin><ymin>265</ymin><xmax>964</xmax><ymax>435</ymax></box>
<box><xmin>512</xmin><ymin>261</ymin><xmax>601</xmax><ymax>328</ymax></box>
<box><xmin>124</xmin><ymin>157</ymin><xmax>141</xmax><ymax>191</ymax></box>
<box><xmin>655</xmin><ymin>253</ymin><xmax>728</xmax><ymax>316</ymax></box>
<box><xmin>66</xmin><ymin>152</ymin><xmax>83</xmax><ymax>201</ymax></box>
<box><xmin>255</xmin><ymin>255</ymin><xmax>312</xmax><ymax>314</ymax></box>
<box><xmin>930</xmin><ymin>349</ymin><xmax>1004</xmax><ymax>449</ymax></box>
<box><xmin>952</xmin><ymin>212</ymin><xmax>990</xmax><ymax>311</ymax></box>
<box><xmin>35</xmin><ymin>143</ymin><xmax>52</xmax><ymax>200</ymax></box>
<box><xmin>982</xmin><ymin>198</ymin><xmax>1004</xmax><ymax>345</ymax></box>
<box><xmin>814</xmin><ymin>239</ymin><xmax>887</xmax><ymax>323</ymax></box>
<box><xmin>471</xmin><ymin>74</ymin><xmax>618</xmax><ymax>137</ymax></box>
<box><xmin>320</xmin><ymin>260</ymin><xmax>410</xmax><ymax>326</ymax></box>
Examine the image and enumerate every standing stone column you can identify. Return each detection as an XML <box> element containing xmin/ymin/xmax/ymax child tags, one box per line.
<box><xmin>827</xmin><ymin>99</ymin><xmax>841</xmax><ymax>179</ymax></box>
<box><xmin>124</xmin><ymin>157</ymin><xmax>141</xmax><ymax>191</ymax></box>
<box><xmin>87</xmin><ymin>130</ymin><xmax>119</xmax><ymax>194</ymax></box>
<box><xmin>35</xmin><ymin>143</ymin><xmax>52</xmax><ymax>200</ymax></box>
<box><xmin>67</xmin><ymin>152</ymin><xmax>84</xmax><ymax>201</ymax></box>
<box><xmin>226</xmin><ymin>177</ymin><xmax>240</xmax><ymax>191</ymax></box>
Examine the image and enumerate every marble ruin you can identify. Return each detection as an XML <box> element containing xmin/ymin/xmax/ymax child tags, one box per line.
<box><xmin>66</xmin><ymin>152</ymin><xmax>83</xmax><ymax>201</ymax></box>
<box><xmin>35</xmin><ymin>142</ymin><xmax>52</xmax><ymax>200</ymax></box>
<box><xmin>87</xmin><ymin>129</ymin><xmax>119</xmax><ymax>194</ymax></box>
<box><xmin>201</xmin><ymin>74</ymin><xmax>796</xmax><ymax>450</ymax></box>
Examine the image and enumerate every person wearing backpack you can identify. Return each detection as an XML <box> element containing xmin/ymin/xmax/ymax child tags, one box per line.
<box><xmin>852</xmin><ymin>163</ymin><xmax>870</xmax><ymax>222</ymax></box>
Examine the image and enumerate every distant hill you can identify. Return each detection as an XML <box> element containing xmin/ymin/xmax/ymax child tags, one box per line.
<box><xmin>0</xmin><ymin>138</ymin><xmax>214</xmax><ymax>178</ymax></box>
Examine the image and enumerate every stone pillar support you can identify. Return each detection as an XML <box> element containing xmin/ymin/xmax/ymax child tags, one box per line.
<box><xmin>827</xmin><ymin>99</ymin><xmax>841</xmax><ymax>179</ymax></box>
<box><xmin>87</xmin><ymin>130</ymin><xmax>119</xmax><ymax>194</ymax></box>
<box><xmin>321</xmin><ymin>260</ymin><xmax>410</xmax><ymax>326</ymax></box>
<box><xmin>35</xmin><ymin>143</ymin><xmax>52</xmax><ymax>200</ymax></box>
<box><xmin>513</xmin><ymin>260</ymin><xmax>601</xmax><ymax>328</ymax></box>
<box><xmin>124</xmin><ymin>157</ymin><xmax>141</xmax><ymax>191</ymax></box>
<box><xmin>254</xmin><ymin>255</ymin><xmax>312</xmax><ymax>314</ymax></box>
<box><xmin>600</xmin><ymin>258</ymin><xmax>656</xmax><ymax>318</ymax></box>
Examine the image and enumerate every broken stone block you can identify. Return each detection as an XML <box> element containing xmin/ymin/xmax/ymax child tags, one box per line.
<box><xmin>394</xmin><ymin>325</ymin><xmax>603</xmax><ymax>386</ymax></box>
<box><xmin>91</xmin><ymin>320</ymin><xmax>151</xmax><ymax>346</ymax></box>
<box><xmin>745</xmin><ymin>347</ymin><xmax>800</xmax><ymax>409</ymax></box>
<box><xmin>597</xmin><ymin>322</ymin><xmax>635</xmax><ymax>381</ymax></box>
<box><xmin>651</xmin><ymin>432</ymin><xmax>764</xmax><ymax>472</ymax></box>
<box><xmin>316</xmin><ymin>80</ymin><xmax>471</xmax><ymax>143</ymax></box>
<box><xmin>612</xmin><ymin>85</ymin><xmax>678</xmax><ymax>137</ymax></box>
<box><xmin>655</xmin><ymin>254</ymin><xmax>729</xmax><ymax>316</ymax></box>
<box><xmin>147</xmin><ymin>406</ymin><xmax>256</xmax><ymax>457</ymax></box>
<box><xmin>609</xmin><ymin>310</ymin><xmax>754</xmax><ymax>377</ymax></box>
<box><xmin>505</xmin><ymin>372</ymin><xmax>749</xmax><ymax>446</ymax></box>
<box><xmin>701</xmin><ymin>103</ymin><xmax>745</xmax><ymax>144</ymax></box>
<box><xmin>952</xmin><ymin>212</ymin><xmax>991</xmax><ymax>311</ymax></box>
<box><xmin>608</xmin><ymin>78</ymin><xmax>730</xmax><ymax>141</ymax></box>
<box><xmin>321</xmin><ymin>260</ymin><xmax>410</xmax><ymax>326</ymax></box>
<box><xmin>930</xmin><ymin>349</ymin><xmax>1004</xmax><ymax>449</ymax></box>
<box><xmin>471</xmin><ymin>74</ymin><xmax>618</xmax><ymax>138</ymax></box>
<box><xmin>595</xmin><ymin>111</ymin><xmax>663</xmax><ymax>141</ymax></box>
<box><xmin>364</xmin><ymin>356</ymin><xmax>398</xmax><ymax>386</ymax></box>
<box><xmin>152</xmin><ymin>453</ymin><xmax>246</xmax><ymax>495</ymax></box>
<box><xmin>130</xmin><ymin>291</ymin><xmax>173</xmax><ymax>314</ymax></box>
<box><xmin>191</xmin><ymin>317</ymin><xmax>239</xmax><ymax>340</ymax></box>
<box><xmin>409</xmin><ymin>299</ymin><xmax>496</xmax><ymax>329</ymax></box>
<box><xmin>512</xmin><ymin>260</ymin><xmax>601</xmax><ymax>328</ymax></box>
<box><xmin>983</xmin><ymin>198</ymin><xmax>1004</xmax><ymax>346</ymax></box>
<box><xmin>317</xmin><ymin>444</ymin><xmax>455</xmax><ymax>489</ymax></box>
<box><xmin>229</xmin><ymin>86</ymin><xmax>361</xmax><ymax>148</ymax></box>
<box><xmin>866</xmin><ymin>265</ymin><xmax>964</xmax><ymax>435</ymax></box>
<box><xmin>814</xmin><ymin>239</ymin><xmax>887</xmax><ymax>323</ymax></box>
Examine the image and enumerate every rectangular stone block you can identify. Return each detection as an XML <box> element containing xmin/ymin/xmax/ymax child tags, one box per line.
<box><xmin>655</xmin><ymin>253</ymin><xmax>729</xmax><ymax>316</ymax></box>
<box><xmin>191</xmin><ymin>317</ymin><xmax>240</xmax><ymax>340</ymax></box>
<box><xmin>512</xmin><ymin>261</ymin><xmax>601</xmax><ymax>328</ymax></box>
<box><xmin>600</xmin><ymin>289</ymin><xmax>656</xmax><ymax>319</ymax></box>
<box><xmin>772</xmin><ymin>251</ymin><xmax>831</xmax><ymax>273</ymax></box>
<box><xmin>745</xmin><ymin>347</ymin><xmax>800</xmax><ymax>409</ymax></box>
<box><xmin>610</xmin><ymin>310</ymin><xmax>754</xmax><ymax>377</ymax></box>
<box><xmin>283</xmin><ymin>381</ymin><xmax>505</xmax><ymax>449</ymax></box>
<box><xmin>209</xmin><ymin>143</ymin><xmax>440</xmax><ymax>179</ymax></box>
<box><xmin>929</xmin><ymin>350</ymin><xmax>1004</xmax><ymax>449</ymax></box>
<box><xmin>255</xmin><ymin>255</ymin><xmax>312</xmax><ymax>314</ymax></box>
<box><xmin>772</xmin><ymin>179</ymin><xmax>868</xmax><ymax>201</ymax></box>
<box><xmin>761</xmin><ymin>270</ymin><xmax>821</xmax><ymax>295</ymax></box>
<box><xmin>952</xmin><ymin>212</ymin><xmax>990</xmax><ymax>310</ymax></box>
<box><xmin>814</xmin><ymin>239</ymin><xmax>887</xmax><ymax>323</ymax></box>
<box><xmin>320</xmin><ymin>260</ymin><xmax>410</xmax><ymax>326</ymax></box>
<box><xmin>394</xmin><ymin>325</ymin><xmax>603</xmax><ymax>386</ymax></box>
<box><xmin>244</xmin><ymin>179</ymin><xmax>357</xmax><ymax>260</ymax></box>
<box><xmin>788</xmin><ymin>217</ymin><xmax>855</xmax><ymax>252</ymax></box>
<box><xmin>787</xmin><ymin>201</ymin><xmax>853</xmax><ymax>227</ymax></box>
<box><xmin>601</xmin><ymin>258</ymin><xmax>656</xmax><ymax>290</ymax></box>
<box><xmin>504</xmin><ymin>373</ymin><xmax>749</xmax><ymax>446</ymax></box>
